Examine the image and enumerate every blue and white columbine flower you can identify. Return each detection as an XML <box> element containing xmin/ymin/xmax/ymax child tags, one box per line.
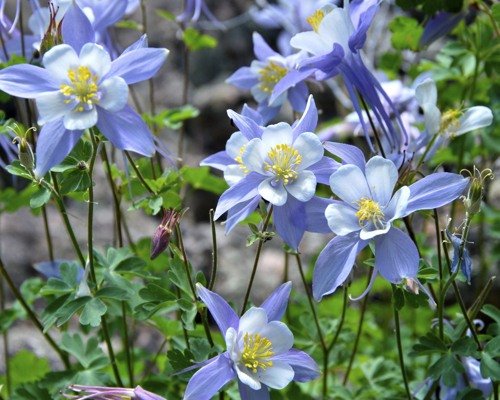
<box><xmin>0</xmin><ymin>16</ymin><xmax>168</xmax><ymax>176</ymax></box>
<box><xmin>211</xmin><ymin>96</ymin><xmax>338</xmax><ymax>249</ymax></box>
<box><xmin>313</xmin><ymin>155</ymin><xmax>469</xmax><ymax>300</ymax></box>
<box><xmin>184</xmin><ymin>283</ymin><xmax>319</xmax><ymax>400</ymax></box>
<box><xmin>227</xmin><ymin>33</ymin><xmax>309</xmax><ymax>123</ymax></box>
<box><xmin>64</xmin><ymin>384</ymin><xmax>165</xmax><ymax>400</ymax></box>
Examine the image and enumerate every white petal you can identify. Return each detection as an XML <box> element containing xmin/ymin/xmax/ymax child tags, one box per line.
<box><xmin>251</xmin><ymin>85</ymin><xmax>270</xmax><ymax>104</ymax></box>
<box><xmin>224</xmin><ymin>165</ymin><xmax>246</xmax><ymax>186</ymax></box>
<box><xmin>385</xmin><ymin>186</ymin><xmax>410</xmax><ymax>221</ymax></box>
<box><xmin>235</xmin><ymin>364</ymin><xmax>262</xmax><ymax>390</ymax></box>
<box><xmin>42</xmin><ymin>44</ymin><xmax>79</xmax><ymax>77</ymax></box>
<box><xmin>79</xmin><ymin>43</ymin><xmax>111</xmax><ymax>78</ymax></box>
<box><xmin>226</xmin><ymin>131</ymin><xmax>248</xmax><ymax>159</ymax></box>
<box><xmin>225</xmin><ymin>327</ymin><xmax>239</xmax><ymax>361</ymax></box>
<box><xmin>290</xmin><ymin>31</ymin><xmax>329</xmax><ymax>55</ymax></box>
<box><xmin>261</xmin><ymin>123</ymin><xmax>293</xmax><ymax>152</ymax></box>
<box><xmin>318</xmin><ymin>7</ymin><xmax>353</xmax><ymax>51</ymax></box>
<box><xmin>325</xmin><ymin>203</ymin><xmax>360</xmax><ymax>236</ymax></box>
<box><xmin>63</xmin><ymin>108</ymin><xmax>97</xmax><ymax>130</ymax></box>
<box><xmin>98</xmin><ymin>76</ymin><xmax>128</xmax><ymax>112</ymax></box>
<box><xmin>286</xmin><ymin>171</ymin><xmax>316</xmax><ymax>202</ymax></box>
<box><xmin>329</xmin><ymin>164</ymin><xmax>370</xmax><ymax>205</ymax></box>
<box><xmin>423</xmin><ymin>105</ymin><xmax>441</xmax><ymax>135</ymax></box>
<box><xmin>258</xmin><ymin>321</ymin><xmax>293</xmax><ymax>355</ymax></box>
<box><xmin>359</xmin><ymin>221</ymin><xmax>391</xmax><ymax>240</ymax></box>
<box><xmin>293</xmin><ymin>132</ymin><xmax>324</xmax><ymax>169</ymax></box>
<box><xmin>36</xmin><ymin>91</ymin><xmax>73</xmax><ymax>125</ymax></box>
<box><xmin>258</xmin><ymin>178</ymin><xmax>288</xmax><ymax>206</ymax></box>
<box><xmin>415</xmin><ymin>78</ymin><xmax>437</xmax><ymax>108</ymax></box>
<box><xmin>239</xmin><ymin>308</ymin><xmax>268</xmax><ymax>337</ymax></box>
<box><xmin>365</xmin><ymin>156</ymin><xmax>398</xmax><ymax>206</ymax></box>
<box><xmin>257</xmin><ymin>360</ymin><xmax>294</xmax><ymax>389</ymax></box>
<box><xmin>241</xmin><ymin>138</ymin><xmax>266</xmax><ymax>174</ymax></box>
<box><xmin>456</xmin><ymin>106</ymin><xmax>493</xmax><ymax>136</ymax></box>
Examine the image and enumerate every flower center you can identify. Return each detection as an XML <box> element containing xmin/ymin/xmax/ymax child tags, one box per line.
<box><xmin>60</xmin><ymin>66</ymin><xmax>99</xmax><ymax>112</ymax></box>
<box><xmin>241</xmin><ymin>333</ymin><xmax>274</xmax><ymax>373</ymax></box>
<box><xmin>264</xmin><ymin>143</ymin><xmax>302</xmax><ymax>185</ymax></box>
<box><xmin>307</xmin><ymin>9</ymin><xmax>325</xmax><ymax>32</ymax></box>
<box><xmin>439</xmin><ymin>109</ymin><xmax>461</xmax><ymax>135</ymax></box>
<box><xmin>235</xmin><ymin>144</ymin><xmax>249</xmax><ymax>174</ymax></box>
<box><xmin>259</xmin><ymin>61</ymin><xmax>288</xmax><ymax>94</ymax></box>
<box><xmin>356</xmin><ymin>198</ymin><xmax>385</xmax><ymax>227</ymax></box>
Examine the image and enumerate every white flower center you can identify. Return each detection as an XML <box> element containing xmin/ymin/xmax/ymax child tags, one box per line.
<box><xmin>356</xmin><ymin>198</ymin><xmax>385</xmax><ymax>228</ymax></box>
<box><xmin>439</xmin><ymin>109</ymin><xmax>461</xmax><ymax>136</ymax></box>
<box><xmin>241</xmin><ymin>332</ymin><xmax>274</xmax><ymax>373</ymax></box>
<box><xmin>259</xmin><ymin>61</ymin><xmax>288</xmax><ymax>94</ymax></box>
<box><xmin>60</xmin><ymin>66</ymin><xmax>100</xmax><ymax>112</ymax></box>
<box><xmin>264</xmin><ymin>143</ymin><xmax>302</xmax><ymax>185</ymax></box>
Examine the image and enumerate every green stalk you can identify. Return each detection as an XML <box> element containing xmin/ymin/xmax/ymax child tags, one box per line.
<box><xmin>41</xmin><ymin>206</ymin><xmax>54</xmax><ymax>261</ymax></box>
<box><xmin>208</xmin><ymin>209</ymin><xmax>218</xmax><ymax>291</ymax></box>
<box><xmin>392</xmin><ymin>286</ymin><xmax>412</xmax><ymax>400</ymax></box>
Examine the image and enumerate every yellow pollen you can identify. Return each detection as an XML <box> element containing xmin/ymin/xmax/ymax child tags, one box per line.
<box><xmin>60</xmin><ymin>66</ymin><xmax>99</xmax><ymax>112</ymax></box>
<box><xmin>241</xmin><ymin>333</ymin><xmax>274</xmax><ymax>373</ymax></box>
<box><xmin>439</xmin><ymin>109</ymin><xmax>462</xmax><ymax>135</ymax></box>
<box><xmin>356</xmin><ymin>198</ymin><xmax>384</xmax><ymax>226</ymax></box>
<box><xmin>307</xmin><ymin>9</ymin><xmax>325</xmax><ymax>32</ymax></box>
<box><xmin>235</xmin><ymin>144</ymin><xmax>249</xmax><ymax>174</ymax></box>
<box><xmin>259</xmin><ymin>61</ymin><xmax>288</xmax><ymax>93</ymax></box>
<box><xmin>264</xmin><ymin>143</ymin><xmax>302</xmax><ymax>185</ymax></box>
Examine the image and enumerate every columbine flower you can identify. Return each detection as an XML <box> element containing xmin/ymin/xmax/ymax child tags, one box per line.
<box><xmin>274</xmin><ymin>1</ymin><xmax>409</xmax><ymax>154</ymax></box>
<box><xmin>313</xmin><ymin>155</ymin><xmax>469</xmax><ymax>300</ymax></box>
<box><xmin>63</xmin><ymin>384</ymin><xmax>165</xmax><ymax>399</ymax></box>
<box><xmin>176</xmin><ymin>0</ymin><xmax>223</xmax><ymax>29</ymax></box>
<box><xmin>210</xmin><ymin>96</ymin><xmax>338</xmax><ymax>248</ymax></box>
<box><xmin>227</xmin><ymin>33</ymin><xmax>309</xmax><ymax>123</ymax></box>
<box><xmin>0</xmin><ymin>6</ymin><xmax>169</xmax><ymax>177</ymax></box>
<box><xmin>419</xmin><ymin>11</ymin><xmax>465</xmax><ymax>47</ymax></box>
<box><xmin>184</xmin><ymin>283</ymin><xmax>319</xmax><ymax>400</ymax></box>
<box><xmin>150</xmin><ymin>209</ymin><xmax>182</xmax><ymax>260</ymax></box>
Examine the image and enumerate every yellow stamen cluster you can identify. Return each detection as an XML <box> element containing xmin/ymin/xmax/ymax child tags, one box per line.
<box><xmin>241</xmin><ymin>333</ymin><xmax>274</xmax><ymax>373</ymax></box>
<box><xmin>439</xmin><ymin>109</ymin><xmax>461</xmax><ymax>135</ymax></box>
<box><xmin>259</xmin><ymin>62</ymin><xmax>287</xmax><ymax>93</ymax></box>
<box><xmin>235</xmin><ymin>144</ymin><xmax>249</xmax><ymax>174</ymax></box>
<box><xmin>264</xmin><ymin>144</ymin><xmax>302</xmax><ymax>185</ymax></box>
<box><xmin>307</xmin><ymin>9</ymin><xmax>325</xmax><ymax>32</ymax></box>
<box><xmin>356</xmin><ymin>198</ymin><xmax>384</xmax><ymax>226</ymax></box>
<box><xmin>60</xmin><ymin>66</ymin><xmax>98</xmax><ymax>112</ymax></box>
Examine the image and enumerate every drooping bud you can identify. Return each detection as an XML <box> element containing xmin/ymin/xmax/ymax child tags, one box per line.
<box><xmin>150</xmin><ymin>208</ymin><xmax>183</xmax><ymax>260</ymax></box>
<box><xmin>463</xmin><ymin>167</ymin><xmax>494</xmax><ymax>215</ymax></box>
<box><xmin>63</xmin><ymin>384</ymin><xmax>166</xmax><ymax>400</ymax></box>
<box><xmin>12</xmin><ymin>134</ymin><xmax>35</xmax><ymax>172</ymax></box>
<box><xmin>39</xmin><ymin>3</ymin><xmax>64</xmax><ymax>57</ymax></box>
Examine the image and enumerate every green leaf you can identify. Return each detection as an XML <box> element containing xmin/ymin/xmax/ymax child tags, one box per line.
<box><xmin>79</xmin><ymin>298</ymin><xmax>107</xmax><ymax>327</ymax></box>
<box><xmin>451</xmin><ymin>337</ymin><xmax>477</xmax><ymax>356</ymax></box>
<box><xmin>148</xmin><ymin>196</ymin><xmax>163</xmax><ymax>215</ymax></box>
<box><xmin>5</xmin><ymin>160</ymin><xmax>32</xmax><ymax>179</ymax></box>
<box><xmin>12</xmin><ymin>383</ymin><xmax>51</xmax><ymax>400</ymax></box>
<box><xmin>412</xmin><ymin>332</ymin><xmax>448</xmax><ymax>355</ymax></box>
<box><xmin>55</xmin><ymin>296</ymin><xmax>91</xmax><ymax>326</ymax></box>
<box><xmin>29</xmin><ymin>186</ymin><xmax>51</xmax><ymax>209</ymax></box>
<box><xmin>60</xmin><ymin>333</ymin><xmax>108</xmax><ymax>369</ymax></box>
<box><xmin>8</xmin><ymin>350</ymin><xmax>50</xmax><ymax>387</ymax></box>
<box><xmin>429</xmin><ymin>354</ymin><xmax>464</xmax><ymax>387</ymax></box>
<box><xmin>481</xmin><ymin>352</ymin><xmax>500</xmax><ymax>380</ymax></box>
<box><xmin>115</xmin><ymin>19</ymin><xmax>141</xmax><ymax>30</ymax></box>
<box><xmin>181</xmin><ymin>166</ymin><xmax>228</xmax><ymax>194</ymax></box>
<box><xmin>389</xmin><ymin>16</ymin><xmax>423</xmax><ymax>51</ymax></box>
<box><xmin>95</xmin><ymin>286</ymin><xmax>130</xmax><ymax>300</ymax></box>
<box><xmin>145</xmin><ymin>105</ymin><xmax>200</xmax><ymax>130</ymax></box>
<box><xmin>156</xmin><ymin>10</ymin><xmax>176</xmax><ymax>21</ymax></box>
<box><xmin>59</xmin><ymin>170</ymin><xmax>91</xmax><ymax>194</ymax></box>
<box><xmin>182</xmin><ymin>27</ymin><xmax>218</xmax><ymax>51</ymax></box>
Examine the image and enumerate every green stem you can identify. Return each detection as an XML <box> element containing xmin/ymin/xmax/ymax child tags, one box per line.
<box><xmin>392</xmin><ymin>287</ymin><xmax>412</xmax><ymax>400</ymax></box>
<box><xmin>121</xmin><ymin>302</ymin><xmax>134</xmax><ymax>387</ymax></box>
<box><xmin>433</xmin><ymin>209</ymin><xmax>444</xmax><ymax>341</ymax></box>
<box><xmin>101</xmin><ymin>146</ymin><xmax>123</xmax><ymax>248</ymax></box>
<box><xmin>359</xmin><ymin>93</ymin><xmax>386</xmax><ymax>158</ymax></box>
<box><xmin>327</xmin><ymin>286</ymin><xmax>349</xmax><ymax>353</ymax></box>
<box><xmin>41</xmin><ymin>206</ymin><xmax>54</xmax><ymax>261</ymax></box>
<box><xmin>124</xmin><ymin>151</ymin><xmax>156</xmax><ymax>195</ymax></box>
<box><xmin>101</xmin><ymin>315</ymin><xmax>124</xmax><ymax>386</ymax></box>
<box><xmin>239</xmin><ymin>207</ymin><xmax>274</xmax><ymax>316</ymax></box>
<box><xmin>0</xmin><ymin>256</ymin><xmax>70</xmax><ymax>368</ymax></box>
<box><xmin>208</xmin><ymin>209</ymin><xmax>218</xmax><ymax>291</ymax></box>
<box><xmin>0</xmin><ymin>277</ymin><xmax>11</xmax><ymax>397</ymax></box>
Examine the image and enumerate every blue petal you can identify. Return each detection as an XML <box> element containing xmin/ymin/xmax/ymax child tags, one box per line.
<box><xmin>374</xmin><ymin>228</ymin><xmax>419</xmax><ymax>283</ymax></box>
<box><xmin>270</xmin><ymin>69</ymin><xmax>313</xmax><ymax>107</ymax></box>
<box><xmin>272</xmin><ymin>349</ymin><xmax>320</xmax><ymax>382</ymax></box>
<box><xmin>122</xmin><ymin>34</ymin><xmax>148</xmax><ymax>54</ymax></box>
<box><xmin>97</xmin><ymin>106</ymin><xmax>155</xmax><ymax>156</ymax></box>
<box><xmin>90</xmin><ymin>0</ymin><xmax>127</xmax><ymax>33</ymax></box>
<box><xmin>34</xmin><ymin>121</ymin><xmax>83</xmax><ymax>178</ymax></box>
<box><xmin>196</xmin><ymin>284</ymin><xmax>239</xmax><ymax>335</ymax></box>
<box><xmin>305</xmin><ymin>196</ymin><xmax>334</xmax><ymax>234</ymax></box>
<box><xmin>61</xmin><ymin>3</ymin><xmax>95</xmax><ymax>53</ymax></box>
<box><xmin>107</xmin><ymin>48</ymin><xmax>169</xmax><ymax>84</ymax></box>
<box><xmin>287</xmin><ymin>83</ymin><xmax>308</xmax><ymax>112</ymax></box>
<box><xmin>308</xmin><ymin>157</ymin><xmax>340</xmax><ymax>185</ymax></box>
<box><xmin>241</xmin><ymin>104</ymin><xmax>264</xmax><ymax>125</ymax></box>
<box><xmin>445</xmin><ymin>230</ymin><xmax>472</xmax><ymax>283</ymax></box>
<box><xmin>184</xmin><ymin>354</ymin><xmax>235</xmax><ymax>400</ymax></box>
<box><xmin>225</xmin><ymin>196</ymin><xmax>260</xmax><ymax>233</ymax></box>
<box><xmin>226</xmin><ymin>110</ymin><xmax>263</xmax><ymax>140</ymax></box>
<box><xmin>0</xmin><ymin>65</ymin><xmax>59</xmax><ymax>98</ymax></box>
<box><xmin>260</xmin><ymin>282</ymin><xmax>292</xmax><ymax>321</ymax></box>
<box><xmin>238</xmin><ymin>381</ymin><xmax>270</xmax><ymax>400</ymax></box>
<box><xmin>348</xmin><ymin>1</ymin><xmax>379</xmax><ymax>52</ymax></box>
<box><xmin>420</xmin><ymin>12</ymin><xmax>464</xmax><ymax>47</ymax></box>
<box><xmin>323</xmin><ymin>141</ymin><xmax>366</xmax><ymax>171</ymax></box>
<box><xmin>313</xmin><ymin>233</ymin><xmax>365</xmax><ymax>300</ymax></box>
<box><xmin>214</xmin><ymin>173</ymin><xmax>264</xmax><ymax>219</ymax></box>
<box><xmin>405</xmin><ymin>173</ymin><xmax>469</xmax><ymax>215</ymax></box>
<box><xmin>226</xmin><ymin>67</ymin><xmax>259</xmax><ymax>90</ymax></box>
<box><xmin>200</xmin><ymin>151</ymin><xmax>234</xmax><ymax>170</ymax></box>
<box><xmin>291</xmin><ymin>95</ymin><xmax>317</xmax><ymax>138</ymax></box>
<box><xmin>252</xmin><ymin>32</ymin><xmax>277</xmax><ymax>61</ymax></box>
<box><xmin>274</xmin><ymin>196</ymin><xmax>306</xmax><ymax>249</ymax></box>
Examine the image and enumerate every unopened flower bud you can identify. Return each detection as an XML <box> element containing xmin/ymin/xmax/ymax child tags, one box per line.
<box><xmin>150</xmin><ymin>208</ymin><xmax>182</xmax><ymax>260</ymax></box>
<box><xmin>463</xmin><ymin>167</ymin><xmax>494</xmax><ymax>215</ymax></box>
<box><xmin>39</xmin><ymin>3</ymin><xmax>63</xmax><ymax>57</ymax></box>
<box><xmin>12</xmin><ymin>136</ymin><xmax>35</xmax><ymax>171</ymax></box>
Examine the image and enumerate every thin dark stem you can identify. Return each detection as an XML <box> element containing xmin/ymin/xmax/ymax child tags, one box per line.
<box><xmin>0</xmin><ymin>256</ymin><xmax>70</xmax><ymax>368</ymax></box>
<box><xmin>41</xmin><ymin>206</ymin><xmax>54</xmax><ymax>262</ymax></box>
<box><xmin>121</xmin><ymin>302</ymin><xmax>134</xmax><ymax>387</ymax></box>
<box><xmin>343</xmin><ymin>269</ymin><xmax>371</xmax><ymax>385</ymax></box>
<box><xmin>0</xmin><ymin>277</ymin><xmax>11</xmax><ymax>396</ymax></box>
<box><xmin>141</xmin><ymin>338</ymin><xmax>168</xmax><ymax>381</ymax></box>
<box><xmin>177</xmin><ymin>40</ymin><xmax>190</xmax><ymax>167</ymax></box>
<box><xmin>283</xmin><ymin>252</ymin><xmax>291</xmax><ymax>323</ymax></box>
<box><xmin>50</xmin><ymin>173</ymin><xmax>86</xmax><ymax>266</ymax></box>
<box><xmin>392</xmin><ymin>290</ymin><xmax>412</xmax><ymax>400</ymax></box>
<box><xmin>101</xmin><ymin>315</ymin><xmax>124</xmax><ymax>387</ymax></box>
<box><xmin>87</xmin><ymin>130</ymin><xmax>99</xmax><ymax>284</ymax></box>
<box><xmin>239</xmin><ymin>207</ymin><xmax>273</xmax><ymax>316</ymax></box>
<box><xmin>359</xmin><ymin>93</ymin><xmax>386</xmax><ymax>158</ymax></box>
<box><xmin>433</xmin><ymin>209</ymin><xmax>444</xmax><ymax>341</ymax></box>
<box><xmin>327</xmin><ymin>286</ymin><xmax>349</xmax><ymax>353</ymax></box>
<box><xmin>208</xmin><ymin>209</ymin><xmax>218</xmax><ymax>290</ymax></box>
<box><xmin>124</xmin><ymin>151</ymin><xmax>156</xmax><ymax>195</ymax></box>
<box><xmin>101</xmin><ymin>146</ymin><xmax>123</xmax><ymax>247</ymax></box>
